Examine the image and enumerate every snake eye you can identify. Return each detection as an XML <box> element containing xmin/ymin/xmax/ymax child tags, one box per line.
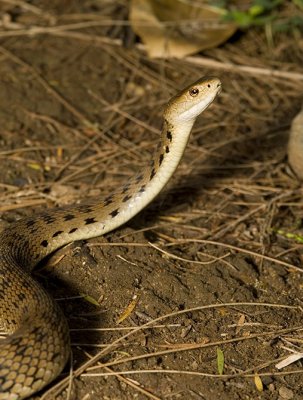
<box><xmin>189</xmin><ymin>87</ymin><xmax>199</xmax><ymax>97</ymax></box>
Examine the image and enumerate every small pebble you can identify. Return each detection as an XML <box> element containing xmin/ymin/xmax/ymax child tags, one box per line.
<box><xmin>279</xmin><ymin>386</ymin><xmax>294</xmax><ymax>400</ymax></box>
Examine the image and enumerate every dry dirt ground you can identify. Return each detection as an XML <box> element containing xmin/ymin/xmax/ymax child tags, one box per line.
<box><xmin>0</xmin><ymin>1</ymin><xmax>303</xmax><ymax>400</ymax></box>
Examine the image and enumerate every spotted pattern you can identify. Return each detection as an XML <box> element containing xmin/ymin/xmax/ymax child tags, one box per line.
<box><xmin>122</xmin><ymin>184</ymin><xmax>130</xmax><ymax>194</ymax></box>
<box><xmin>110</xmin><ymin>209</ymin><xmax>119</xmax><ymax>218</ymax></box>
<box><xmin>85</xmin><ymin>217</ymin><xmax>97</xmax><ymax>225</ymax></box>
<box><xmin>104</xmin><ymin>195</ymin><xmax>113</xmax><ymax>206</ymax></box>
<box><xmin>77</xmin><ymin>205</ymin><xmax>94</xmax><ymax>214</ymax></box>
<box><xmin>63</xmin><ymin>214</ymin><xmax>75</xmax><ymax>221</ymax></box>
<box><xmin>26</xmin><ymin>220</ymin><xmax>36</xmax><ymax>228</ymax></box>
<box><xmin>41</xmin><ymin>214</ymin><xmax>56</xmax><ymax>224</ymax></box>
<box><xmin>135</xmin><ymin>174</ymin><xmax>143</xmax><ymax>183</ymax></box>
<box><xmin>52</xmin><ymin>230</ymin><xmax>63</xmax><ymax>238</ymax></box>
<box><xmin>123</xmin><ymin>195</ymin><xmax>132</xmax><ymax>202</ymax></box>
<box><xmin>150</xmin><ymin>168</ymin><xmax>156</xmax><ymax>180</ymax></box>
<box><xmin>159</xmin><ymin>154</ymin><xmax>164</xmax><ymax>166</ymax></box>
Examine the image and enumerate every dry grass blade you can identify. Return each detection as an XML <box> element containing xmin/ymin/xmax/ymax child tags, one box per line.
<box><xmin>43</xmin><ymin>302</ymin><xmax>300</xmax><ymax>398</ymax></box>
<box><xmin>149</xmin><ymin>241</ymin><xmax>230</xmax><ymax>266</ymax></box>
<box><xmin>81</xmin><ymin>367</ymin><xmax>303</xmax><ymax>379</ymax></box>
<box><xmin>165</xmin><ymin>239</ymin><xmax>303</xmax><ymax>273</ymax></box>
<box><xmin>185</xmin><ymin>56</ymin><xmax>303</xmax><ymax>82</ymax></box>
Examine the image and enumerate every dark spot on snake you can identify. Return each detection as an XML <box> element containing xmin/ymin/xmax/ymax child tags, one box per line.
<box><xmin>85</xmin><ymin>217</ymin><xmax>97</xmax><ymax>225</ymax></box>
<box><xmin>10</xmin><ymin>335</ymin><xmax>20</xmax><ymax>345</ymax></box>
<box><xmin>69</xmin><ymin>228</ymin><xmax>78</xmax><ymax>234</ymax></box>
<box><xmin>135</xmin><ymin>174</ymin><xmax>143</xmax><ymax>183</ymax></box>
<box><xmin>64</xmin><ymin>214</ymin><xmax>75</xmax><ymax>221</ymax></box>
<box><xmin>165</xmin><ymin>145</ymin><xmax>170</xmax><ymax>153</ymax></box>
<box><xmin>41</xmin><ymin>213</ymin><xmax>56</xmax><ymax>224</ymax></box>
<box><xmin>110</xmin><ymin>209</ymin><xmax>119</xmax><ymax>218</ymax></box>
<box><xmin>122</xmin><ymin>184</ymin><xmax>130</xmax><ymax>194</ymax></box>
<box><xmin>166</xmin><ymin>131</ymin><xmax>172</xmax><ymax>141</ymax></box>
<box><xmin>78</xmin><ymin>205</ymin><xmax>93</xmax><ymax>214</ymax></box>
<box><xmin>104</xmin><ymin>195</ymin><xmax>113</xmax><ymax>206</ymax></box>
<box><xmin>29</xmin><ymin>227</ymin><xmax>39</xmax><ymax>235</ymax></box>
<box><xmin>12</xmin><ymin>300</ymin><xmax>19</xmax><ymax>309</ymax></box>
<box><xmin>51</xmin><ymin>351</ymin><xmax>62</xmax><ymax>362</ymax></box>
<box><xmin>25</xmin><ymin>219</ymin><xmax>35</xmax><ymax>228</ymax></box>
<box><xmin>36</xmin><ymin>332</ymin><xmax>45</xmax><ymax>342</ymax></box>
<box><xmin>31</xmin><ymin>326</ymin><xmax>41</xmax><ymax>335</ymax></box>
<box><xmin>41</xmin><ymin>240</ymin><xmax>48</xmax><ymax>248</ymax></box>
<box><xmin>139</xmin><ymin>184</ymin><xmax>146</xmax><ymax>193</ymax></box>
<box><xmin>53</xmin><ymin>230</ymin><xmax>63</xmax><ymax>238</ymax></box>
<box><xmin>17</xmin><ymin>292</ymin><xmax>26</xmax><ymax>301</ymax></box>
<box><xmin>123</xmin><ymin>194</ymin><xmax>131</xmax><ymax>202</ymax></box>
<box><xmin>150</xmin><ymin>168</ymin><xmax>156</xmax><ymax>180</ymax></box>
<box><xmin>159</xmin><ymin>153</ymin><xmax>164</xmax><ymax>166</ymax></box>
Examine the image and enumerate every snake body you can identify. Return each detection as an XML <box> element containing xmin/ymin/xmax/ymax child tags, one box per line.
<box><xmin>288</xmin><ymin>106</ymin><xmax>303</xmax><ymax>180</ymax></box>
<box><xmin>0</xmin><ymin>77</ymin><xmax>221</xmax><ymax>399</ymax></box>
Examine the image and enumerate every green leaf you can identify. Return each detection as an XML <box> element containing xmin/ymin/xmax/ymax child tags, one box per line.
<box><xmin>249</xmin><ymin>5</ymin><xmax>264</xmax><ymax>17</ymax></box>
<box><xmin>217</xmin><ymin>348</ymin><xmax>224</xmax><ymax>375</ymax></box>
<box><xmin>292</xmin><ymin>0</ymin><xmax>303</xmax><ymax>11</ymax></box>
<box><xmin>80</xmin><ymin>293</ymin><xmax>100</xmax><ymax>306</ymax></box>
<box><xmin>275</xmin><ymin>229</ymin><xmax>303</xmax><ymax>244</ymax></box>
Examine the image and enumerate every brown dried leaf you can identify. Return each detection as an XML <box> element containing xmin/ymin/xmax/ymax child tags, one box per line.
<box><xmin>116</xmin><ymin>294</ymin><xmax>140</xmax><ymax>324</ymax></box>
<box><xmin>129</xmin><ymin>0</ymin><xmax>237</xmax><ymax>58</ymax></box>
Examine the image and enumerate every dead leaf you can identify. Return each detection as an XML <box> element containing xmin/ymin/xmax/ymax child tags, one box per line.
<box><xmin>80</xmin><ymin>293</ymin><xmax>100</xmax><ymax>306</ymax></box>
<box><xmin>254</xmin><ymin>374</ymin><xmax>263</xmax><ymax>392</ymax></box>
<box><xmin>276</xmin><ymin>353</ymin><xmax>303</xmax><ymax>369</ymax></box>
<box><xmin>235</xmin><ymin>313</ymin><xmax>245</xmax><ymax>334</ymax></box>
<box><xmin>129</xmin><ymin>0</ymin><xmax>237</xmax><ymax>58</ymax></box>
<box><xmin>116</xmin><ymin>294</ymin><xmax>140</xmax><ymax>324</ymax></box>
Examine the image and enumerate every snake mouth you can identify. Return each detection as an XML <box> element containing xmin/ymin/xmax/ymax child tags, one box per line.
<box><xmin>216</xmin><ymin>82</ymin><xmax>222</xmax><ymax>95</ymax></box>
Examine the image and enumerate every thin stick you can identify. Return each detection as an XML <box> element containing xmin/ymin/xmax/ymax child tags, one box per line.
<box><xmin>166</xmin><ymin>239</ymin><xmax>303</xmax><ymax>273</ymax></box>
<box><xmin>185</xmin><ymin>55</ymin><xmax>303</xmax><ymax>82</ymax></box>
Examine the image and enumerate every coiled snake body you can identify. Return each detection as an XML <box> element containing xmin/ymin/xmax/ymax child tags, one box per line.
<box><xmin>0</xmin><ymin>77</ymin><xmax>221</xmax><ymax>399</ymax></box>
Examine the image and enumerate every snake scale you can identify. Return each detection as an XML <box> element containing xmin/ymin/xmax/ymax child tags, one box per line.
<box><xmin>0</xmin><ymin>76</ymin><xmax>221</xmax><ymax>399</ymax></box>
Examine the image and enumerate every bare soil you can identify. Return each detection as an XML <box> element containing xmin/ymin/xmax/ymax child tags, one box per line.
<box><xmin>0</xmin><ymin>1</ymin><xmax>303</xmax><ymax>400</ymax></box>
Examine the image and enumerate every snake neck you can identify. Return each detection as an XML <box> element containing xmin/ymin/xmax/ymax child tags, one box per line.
<box><xmin>6</xmin><ymin>118</ymin><xmax>195</xmax><ymax>268</ymax></box>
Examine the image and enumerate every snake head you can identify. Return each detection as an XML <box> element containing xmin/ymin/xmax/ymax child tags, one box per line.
<box><xmin>164</xmin><ymin>77</ymin><xmax>222</xmax><ymax>125</ymax></box>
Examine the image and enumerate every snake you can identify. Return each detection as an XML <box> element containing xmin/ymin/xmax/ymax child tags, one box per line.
<box><xmin>0</xmin><ymin>76</ymin><xmax>221</xmax><ymax>399</ymax></box>
<box><xmin>288</xmin><ymin>106</ymin><xmax>303</xmax><ymax>181</ymax></box>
